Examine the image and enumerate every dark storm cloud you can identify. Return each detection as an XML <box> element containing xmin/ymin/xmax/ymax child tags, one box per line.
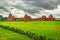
<box><xmin>13</xmin><ymin>4</ymin><xmax>41</xmax><ymax>14</ymax></box>
<box><xmin>0</xmin><ymin>6</ymin><xmax>5</xmax><ymax>9</ymax></box>
<box><xmin>11</xmin><ymin>0</ymin><xmax>60</xmax><ymax>15</ymax></box>
<box><xmin>0</xmin><ymin>0</ymin><xmax>60</xmax><ymax>13</ymax></box>
<box><xmin>3</xmin><ymin>9</ymin><xmax>9</xmax><ymax>12</ymax></box>
<box><xmin>22</xmin><ymin>0</ymin><xmax>59</xmax><ymax>10</ymax></box>
<box><xmin>0</xmin><ymin>0</ymin><xmax>10</xmax><ymax>13</ymax></box>
<box><xmin>0</xmin><ymin>6</ymin><xmax>9</xmax><ymax>12</ymax></box>
<box><xmin>0</xmin><ymin>0</ymin><xmax>60</xmax><ymax>18</ymax></box>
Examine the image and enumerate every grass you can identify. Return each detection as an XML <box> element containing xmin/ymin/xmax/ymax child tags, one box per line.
<box><xmin>0</xmin><ymin>21</ymin><xmax>60</xmax><ymax>40</ymax></box>
<box><xmin>0</xmin><ymin>27</ymin><xmax>32</xmax><ymax>40</ymax></box>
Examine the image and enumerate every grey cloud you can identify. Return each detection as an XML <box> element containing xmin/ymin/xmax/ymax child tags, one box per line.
<box><xmin>54</xmin><ymin>14</ymin><xmax>60</xmax><ymax>16</ymax></box>
<box><xmin>3</xmin><ymin>9</ymin><xmax>9</xmax><ymax>12</ymax></box>
<box><xmin>23</xmin><ymin>0</ymin><xmax>59</xmax><ymax>10</ymax></box>
<box><xmin>0</xmin><ymin>0</ymin><xmax>10</xmax><ymax>13</ymax></box>
<box><xmin>13</xmin><ymin>4</ymin><xmax>41</xmax><ymax>14</ymax></box>
<box><xmin>52</xmin><ymin>14</ymin><xmax>60</xmax><ymax>18</ymax></box>
<box><xmin>0</xmin><ymin>6</ymin><xmax>5</xmax><ymax>9</ymax></box>
<box><xmin>10</xmin><ymin>0</ymin><xmax>59</xmax><ymax>15</ymax></box>
<box><xmin>0</xmin><ymin>6</ymin><xmax>9</xmax><ymax>12</ymax></box>
<box><xmin>0</xmin><ymin>0</ymin><xmax>60</xmax><ymax>18</ymax></box>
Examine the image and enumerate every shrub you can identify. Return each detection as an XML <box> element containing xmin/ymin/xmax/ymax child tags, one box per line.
<box><xmin>14</xmin><ymin>28</ymin><xmax>19</xmax><ymax>33</ymax></box>
<box><xmin>48</xmin><ymin>38</ymin><xmax>52</xmax><ymax>40</ymax></box>
<box><xmin>7</xmin><ymin>26</ymin><xmax>10</xmax><ymax>29</ymax></box>
<box><xmin>20</xmin><ymin>30</ymin><xmax>25</xmax><ymax>35</ymax></box>
<box><xmin>16</xmin><ymin>29</ymin><xmax>21</xmax><ymax>33</ymax></box>
<box><xmin>0</xmin><ymin>25</ymin><xmax>4</xmax><ymax>28</ymax></box>
<box><xmin>26</xmin><ymin>31</ymin><xmax>30</xmax><ymax>37</ymax></box>
<box><xmin>25</xmin><ymin>31</ymin><xmax>29</xmax><ymax>35</ymax></box>
<box><xmin>3</xmin><ymin>26</ymin><xmax>8</xmax><ymax>29</ymax></box>
<box><xmin>8</xmin><ymin>27</ymin><xmax>12</xmax><ymax>30</ymax></box>
<box><xmin>28</xmin><ymin>32</ymin><xmax>33</xmax><ymax>39</ymax></box>
<box><xmin>11</xmin><ymin>27</ymin><xmax>15</xmax><ymax>31</ymax></box>
<box><xmin>39</xmin><ymin>35</ymin><xmax>44</xmax><ymax>40</ymax></box>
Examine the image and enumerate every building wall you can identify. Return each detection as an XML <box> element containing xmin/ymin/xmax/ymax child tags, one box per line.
<box><xmin>7</xmin><ymin>13</ymin><xmax>15</xmax><ymax>21</ymax></box>
<box><xmin>22</xmin><ymin>14</ymin><xmax>31</xmax><ymax>21</ymax></box>
<box><xmin>41</xmin><ymin>15</ymin><xmax>47</xmax><ymax>20</ymax></box>
<box><xmin>48</xmin><ymin>15</ymin><xmax>54</xmax><ymax>20</ymax></box>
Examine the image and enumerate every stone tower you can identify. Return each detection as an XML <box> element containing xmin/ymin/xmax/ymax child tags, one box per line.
<box><xmin>48</xmin><ymin>14</ymin><xmax>54</xmax><ymax>20</ymax></box>
<box><xmin>7</xmin><ymin>13</ymin><xmax>15</xmax><ymax>21</ymax></box>
<box><xmin>41</xmin><ymin>15</ymin><xmax>47</xmax><ymax>20</ymax></box>
<box><xmin>23</xmin><ymin>14</ymin><xmax>31</xmax><ymax>21</ymax></box>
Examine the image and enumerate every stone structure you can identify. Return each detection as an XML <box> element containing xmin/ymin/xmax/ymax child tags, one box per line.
<box><xmin>22</xmin><ymin>14</ymin><xmax>31</xmax><ymax>21</ymax></box>
<box><xmin>41</xmin><ymin>15</ymin><xmax>47</xmax><ymax>20</ymax></box>
<box><xmin>48</xmin><ymin>14</ymin><xmax>54</xmax><ymax>20</ymax></box>
<box><xmin>1</xmin><ymin>13</ymin><xmax>55</xmax><ymax>21</ymax></box>
<box><xmin>7</xmin><ymin>13</ymin><xmax>15</xmax><ymax>21</ymax></box>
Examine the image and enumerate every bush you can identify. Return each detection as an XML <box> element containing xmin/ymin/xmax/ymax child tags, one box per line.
<box><xmin>11</xmin><ymin>27</ymin><xmax>15</xmax><ymax>31</ymax></box>
<box><xmin>48</xmin><ymin>38</ymin><xmax>52</xmax><ymax>40</ymax></box>
<box><xmin>0</xmin><ymin>25</ymin><xmax>4</xmax><ymax>28</ymax></box>
<box><xmin>28</xmin><ymin>32</ymin><xmax>33</xmax><ymax>38</ymax></box>
<box><xmin>39</xmin><ymin>35</ymin><xmax>44</xmax><ymax>40</ymax></box>
<box><xmin>3</xmin><ymin>26</ymin><xmax>8</xmax><ymax>29</ymax></box>
<box><xmin>0</xmin><ymin>25</ymin><xmax>3</xmax><ymax>27</ymax></box>
<box><xmin>20</xmin><ymin>30</ymin><xmax>25</xmax><ymax>35</ymax></box>
<box><xmin>7</xmin><ymin>26</ymin><xmax>10</xmax><ymax>29</ymax></box>
<box><xmin>8</xmin><ymin>27</ymin><xmax>11</xmax><ymax>30</ymax></box>
<box><xmin>14</xmin><ymin>28</ymin><xmax>19</xmax><ymax>33</ymax></box>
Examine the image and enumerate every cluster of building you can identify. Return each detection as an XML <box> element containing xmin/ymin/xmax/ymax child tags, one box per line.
<box><xmin>7</xmin><ymin>13</ymin><xmax>54</xmax><ymax>21</ymax></box>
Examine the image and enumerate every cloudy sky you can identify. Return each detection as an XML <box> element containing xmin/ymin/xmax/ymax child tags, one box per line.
<box><xmin>0</xmin><ymin>0</ymin><xmax>60</xmax><ymax>18</ymax></box>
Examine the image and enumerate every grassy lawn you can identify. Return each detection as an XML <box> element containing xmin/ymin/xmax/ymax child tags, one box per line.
<box><xmin>0</xmin><ymin>27</ymin><xmax>32</xmax><ymax>40</ymax></box>
<box><xmin>0</xmin><ymin>21</ymin><xmax>60</xmax><ymax>40</ymax></box>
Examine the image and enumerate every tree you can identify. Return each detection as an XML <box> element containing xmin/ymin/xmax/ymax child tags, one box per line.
<box><xmin>0</xmin><ymin>15</ymin><xmax>3</xmax><ymax>20</ymax></box>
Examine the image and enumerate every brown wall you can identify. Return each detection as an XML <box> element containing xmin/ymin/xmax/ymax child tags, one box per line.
<box><xmin>48</xmin><ymin>15</ymin><xmax>54</xmax><ymax>20</ymax></box>
<box><xmin>41</xmin><ymin>15</ymin><xmax>47</xmax><ymax>20</ymax></box>
<box><xmin>7</xmin><ymin>13</ymin><xmax>15</xmax><ymax>21</ymax></box>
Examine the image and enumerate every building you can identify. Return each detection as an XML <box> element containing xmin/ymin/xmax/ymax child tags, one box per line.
<box><xmin>48</xmin><ymin>14</ymin><xmax>54</xmax><ymax>20</ymax></box>
<box><xmin>2</xmin><ymin>13</ymin><xmax>56</xmax><ymax>21</ymax></box>
<box><xmin>7</xmin><ymin>13</ymin><xmax>15</xmax><ymax>21</ymax></box>
<box><xmin>22</xmin><ymin>14</ymin><xmax>31</xmax><ymax>21</ymax></box>
<box><xmin>41</xmin><ymin>15</ymin><xmax>47</xmax><ymax>20</ymax></box>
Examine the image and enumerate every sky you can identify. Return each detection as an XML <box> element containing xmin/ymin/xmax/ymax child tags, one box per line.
<box><xmin>0</xmin><ymin>0</ymin><xmax>60</xmax><ymax>18</ymax></box>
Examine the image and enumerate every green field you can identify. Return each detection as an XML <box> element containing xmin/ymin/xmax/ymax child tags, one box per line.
<box><xmin>0</xmin><ymin>27</ymin><xmax>32</xmax><ymax>40</ymax></box>
<box><xmin>0</xmin><ymin>21</ymin><xmax>60</xmax><ymax>40</ymax></box>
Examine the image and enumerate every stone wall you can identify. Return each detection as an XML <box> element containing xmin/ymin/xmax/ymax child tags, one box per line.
<box><xmin>41</xmin><ymin>15</ymin><xmax>47</xmax><ymax>20</ymax></box>
<box><xmin>48</xmin><ymin>15</ymin><xmax>54</xmax><ymax>20</ymax></box>
<box><xmin>7</xmin><ymin>13</ymin><xmax>15</xmax><ymax>21</ymax></box>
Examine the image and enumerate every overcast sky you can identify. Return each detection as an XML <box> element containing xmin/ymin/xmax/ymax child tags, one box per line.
<box><xmin>0</xmin><ymin>0</ymin><xmax>60</xmax><ymax>18</ymax></box>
